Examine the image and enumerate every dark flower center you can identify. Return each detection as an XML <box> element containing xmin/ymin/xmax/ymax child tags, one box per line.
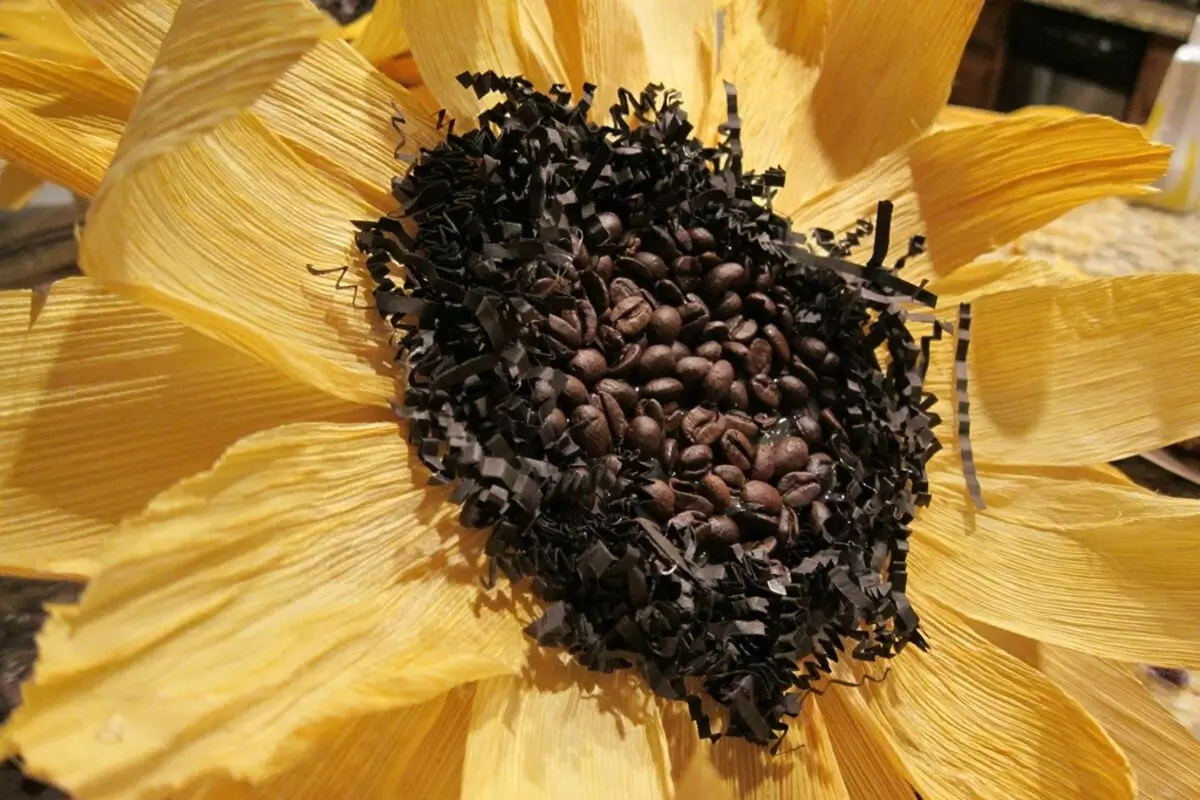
<box><xmin>357</xmin><ymin>74</ymin><xmax>946</xmax><ymax>745</ymax></box>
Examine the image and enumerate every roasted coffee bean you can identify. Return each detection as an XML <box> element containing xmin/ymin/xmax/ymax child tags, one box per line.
<box><xmin>572</xmin><ymin>404</ymin><xmax>612</xmax><ymax>457</ymax></box>
<box><xmin>753</xmin><ymin>269</ymin><xmax>774</xmax><ymax>292</ymax></box>
<box><xmin>532</xmin><ymin>379</ymin><xmax>555</xmax><ymax>405</ymax></box>
<box><xmin>632</xmin><ymin>251</ymin><xmax>669</xmax><ymax>281</ymax></box>
<box><xmin>676</xmin><ymin>355</ymin><xmax>713</xmax><ymax>386</ymax></box>
<box><xmin>807</xmin><ymin>453</ymin><xmax>834</xmax><ymax>487</ymax></box>
<box><xmin>544</xmin><ymin>407</ymin><xmax>568</xmax><ymax>439</ymax></box>
<box><xmin>694</xmin><ymin>411</ymin><xmax>728</xmax><ymax>445</ymax></box>
<box><xmin>730</xmin><ymin>317</ymin><xmax>758</xmax><ymax>344</ymax></box>
<box><xmin>698</xmin><ymin>515</ymin><xmax>740</xmax><ymax>547</ymax></box>
<box><xmin>741</xmin><ymin>480</ymin><xmax>782</xmax><ymax>514</ymax></box>
<box><xmin>761</xmin><ymin>323</ymin><xmax>789</xmax><ymax>362</ymax></box>
<box><xmin>598</xmin><ymin>324</ymin><xmax>624</xmax><ymax>357</ymax></box>
<box><xmin>562</xmin><ymin>374</ymin><xmax>589</xmax><ymax>406</ymax></box>
<box><xmin>595</xmin><ymin>378</ymin><xmax>637</xmax><ymax>410</ymax></box>
<box><xmin>596</xmin><ymin>211</ymin><xmax>624</xmax><ymax>243</ymax></box>
<box><xmin>719</xmin><ymin>429</ymin><xmax>754</xmax><ymax>471</ymax></box>
<box><xmin>664</xmin><ymin>407</ymin><xmax>685</xmax><ymax>434</ymax></box>
<box><xmin>726</xmin><ymin>379</ymin><xmax>750</xmax><ymax>411</ymax></box>
<box><xmin>578</xmin><ymin>300</ymin><xmax>599</xmax><ymax>343</ymax></box>
<box><xmin>532</xmin><ymin>276</ymin><xmax>568</xmax><ymax>295</ymax></box>
<box><xmin>723</xmin><ymin>411</ymin><xmax>759</xmax><ymax>439</ymax></box>
<box><xmin>795</xmin><ymin>336</ymin><xmax>828</xmax><ymax>366</ymax></box>
<box><xmin>778</xmin><ymin>306</ymin><xmax>794</xmax><ymax>334</ymax></box>
<box><xmin>682</xmin><ymin>406</ymin><xmax>718</xmax><ymax>440</ymax></box>
<box><xmin>639</xmin><ymin>398</ymin><xmax>665</xmax><ymax>426</ymax></box>
<box><xmin>661</xmin><ymin>437</ymin><xmax>680</xmax><ymax>472</ymax></box>
<box><xmin>820</xmin><ymin>351</ymin><xmax>841</xmax><ymax>375</ymax></box>
<box><xmin>772</xmin><ymin>436</ymin><xmax>810</xmax><ymax>474</ymax></box>
<box><xmin>749</xmin><ymin>374</ymin><xmax>780</xmax><ymax>408</ymax></box>
<box><xmin>699</xmin><ymin>473</ymin><xmax>732</xmax><ymax>510</ymax></box>
<box><xmin>688</xmin><ymin>226</ymin><xmax>716</xmax><ymax>251</ymax></box>
<box><xmin>642</xmin><ymin>377</ymin><xmax>684</xmax><ymax>402</ymax></box>
<box><xmin>675</xmin><ymin>490</ymin><xmax>714</xmax><ymax>515</ymax></box>
<box><xmin>819</xmin><ymin>408</ymin><xmax>845</xmax><ymax>436</ymax></box>
<box><xmin>627</xmin><ymin>415</ymin><xmax>663</xmax><ymax>457</ymax></box>
<box><xmin>795</xmin><ymin>414</ymin><xmax>823</xmax><ymax>448</ymax></box>
<box><xmin>609</xmin><ymin>343</ymin><xmax>643</xmax><ymax>379</ymax></box>
<box><xmin>670</xmin><ymin>341</ymin><xmax>691</xmax><ymax>363</ymax></box>
<box><xmin>609</xmin><ymin>277</ymin><xmax>641</xmax><ymax>304</ymax></box>
<box><xmin>643</xmin><ymin>479</ymin><xmax>675</xmax><ymax>521</ymax></box>
<box><xmin>699</xmin><ymin>252</ymin><xmax>721</xmax><ymax>270</ymax></box>
<box><xmin>680</xmin><ymin>444</ymin><xmax>714</xmax><ymax>471</ymax></box>
<box><xmin>790</xmin><ymin>357</ymin><xmax>821</xmax><ymax>390</ymax></box>
<box><xmin>546</xmin><ymin>314</ymin><xmax>581</xmax><ymax>348</ymax></box>
<box><xmin>747</xmin><ymin>338</ymin><xmax>773</xmax><ymax>375</ymax></box>
<box><xmin>778</xmin><ymin>375</ymin><xmax>809</xmax><ymax>406</ymax></box>
<box><xmin>655</xmin><ymin>279</ymin><xmax>685</xmax><ymax>307</ymax></box>
<box><xmin>753</xmin><ymin>412</ymin><xmax>780</xmax><ymax>429</ymax></box>
<box><xmin>581</xmin><ymin>270</ymin><xmax>609</xmax><ymax>313</ymax></box>
<box><xmin>673</xmin><ymin>224</ymin><xmax>693</xmax><ymax>253</ymax></box>
<box><xmin>678</xmin><ymin>297</ymin><xmax>711</xmax><ymax>342</ymax></box>
<box><xmin>610</xmin><ymin>295</ymin><xmax>653</xmax><ymax>338</ymax></box>
<box><xmin>702</xmin><ymin>320</ymin><xmax>730</xmax><ymax>342</ymax></box>
<box><xmin>783</xmin><ymin>482</ymin><xmax>822</xmax><ymax>508</ymax></box>
<box><xmin>703</xmin><ymin>262</ymin><xmax>749</xmax><ymax>296</ymax></box>
<box><xmin>713</xmin><ymin>464</ymin><xmax>747</xmax><ymax>489</ymax></box>
<box><xmin>703</xmin><ymin>359</ymin><xmax>735</xmax><ymax>402</ymax></box>
<box><xmin>778</xmin><ymin>506</ymin><xmax>799</xmax><ymax>545</ymax></box>
<box><xmin>744</xmin><ymin>292</ymin><xmax>777</xmax><ymax>320</ymax></box>
<box><xmin>638</xmin><ymin>226</ymin><xmax>680</xmax><ymax>262</ymax></box>
<box><xmin>569</xmin><ymin>348</ymin><xmax>607</xmax><ymax>384</ymax></box>
<box><xmin>778</xmin><ymin>471</ymin><xmax>818</xmax><ymax>493</ymax></box>
<box><xmin>672</xmin><ymin>255</ymin><xmax>702</xmax><ymax>281</ymax></box>
<box><xmin>721</xmin><ymin>341</ymin><xmax>750</xmax><ymax>366</ymax></box>
<box><xmin>714</xmin><ymin>291</ymin><xmax>742</xmax><ymax>319</ymax></box>
<box><xmin>639</xmin><ymin>344</ymin><xmax>676</xmax><ymax>378</ymax></box>
<box><xmin>598</xmin><ymin>392</ymin><xmax>628</xmax><ymax>440</ymax></box>
<box><xmin>594</xmin><ymin>254</ymin><xmax>615</xmax><ymax>282</ymax></box>
<box><xmin>695</xmin><ymin>340</ymin><xmax>724</xmax><ymax>361</ymax></box>
<box><xmin>751</xmin><ymin>444</ymin><xmax>775</xmax><ymax>482</ymax></box>
<box><xmin>810</xmin><ymin>500</ymin><xmax>832</xmax><ymax>533</ymax></box>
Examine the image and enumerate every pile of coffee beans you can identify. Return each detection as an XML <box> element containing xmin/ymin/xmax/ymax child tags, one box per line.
<box><xmin>359</xmin><ymin>74</ymin><xmax>942</xmax><ymax>745</ymax></box>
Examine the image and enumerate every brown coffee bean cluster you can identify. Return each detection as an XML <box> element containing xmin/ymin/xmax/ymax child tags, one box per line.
<box><xmin>534</xmin><ymin>212</ymin><xmax>844</xmax><ymax>551</ymax></box>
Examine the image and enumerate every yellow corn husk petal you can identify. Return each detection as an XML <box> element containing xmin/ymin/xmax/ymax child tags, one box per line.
<box><xmin>176</xmin><ymin>693</ymin><xmax>456</xmax><ymax>799</ymax></box>
<box><xmin>0</xmin><ymin>0</ymin><xmax>99</xmax><ymax>64</ymax></box>
<box><xmin>933</xmin><ymin>104</ymin><xmax>1083</xmax><ymax>132</ymax></box>
<box><xmin>3</xmin><ymin>421</ymin><xmax>531</xmax><ymax>800</ymax></box>
<box><xmin>723</xmin><ymin>0</ymin><xmax>980</xmax><ymax>210</ymax></box>
<box><xmin>462</xmin><ymin>653</ymin><xmax>672</xmax><ymax>799</ymax></box>
<box><xmin>795</xmin><ymin>115</ymin><xmax>1169</xmax><ymax>277</ymax></box>
<box><xmin>927</xmin><ymin>255</ymin><xmax>1086</xmax><ymax>305</ymax></box>
<box><xmin>352</xmin><ymin>0</ymin><xmax>408</xmax><ymax>64</ymax></box>
<box><xmin>925</xmin><ymin>274</ymin><xmax>1200</xmax><ymax>465</ymax></box>
<box><xmin>913</xmin><ymin>466</ymin><xmax>1200</xmax><ymax>664</ymax></box>
<box><xmin>0</xmin><ymin>278</ymin><xmax>371</xmax><ymax>579</ymax></box>
<box><xmin>851</xmin><ymin>592</ymin><xmax>1134</xmax><ymax>799</ymax></box>
<box><xmin>1041</xmin><ymin>647</ymin><xmax>1200</xmax><ymax>800</ymax></box>
<box><xmin>817</xmin><ymin>689</ymin><xmax>913</xmax><ymax>800</ymax></box>
<box><xmin>662</xmin><ymin>696</ymin><xmax>850</xmax><ymax>800</ymax></box>
<box><xmin>52</xmin><ymin>0</ymin><xmax>438</xmax><ymax>207</ymax></box>
<box><xmin>0</xmin><ymin>163</ymin><xmax>44</xmax><ymax>210</ymax></box>
<box><xmin>0</xmin><ymin>51</ymin><xmax>133</xmax><ymax>198</ymax></box>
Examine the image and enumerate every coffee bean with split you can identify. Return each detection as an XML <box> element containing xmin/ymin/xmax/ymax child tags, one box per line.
<box><xmin>778</xmin><ymin>506</ymin><xmax>800</xmax><ymax>545</ymax></box>
<box><xmin>598</xmin><ymin>324</ymin><xmax>624</xmax><ymax>357</ymax></box>
<box><xmin>547</xmin><ymin>314</ymin><xmax>581</xmax><ymax>348</ymax></box>
<box><xmin>782</xmin><ymin>480</ymin><xmax>822</xmax><ymax>508</ymax></box>
<box><xmin>772</xmin><ymin>436</ymin><xmax>810</xmax><ymax>474</ymax></box>
<box><xmin>730</xmin><ymin>317</ymin><xmax>758</xmax><ymax>344</ymax></box>
<box><xmin>598</xmin><ymin>391</ymin><xmax>628</xmax><ymax>440</ymax></box>
<box><xmin>749</xmin><ymin>374</ymin><xmax>780</xmax><ymax>408</ymax></box>
<box><xmin>682</xmin><ymin>407</ymin><xmax>726</xmax><ymax>445</ymax></box>
<box><xmin>714</xmin><ymin>292</ymin><xmax>742</xmax><ymax>319</ymax></box>
<box><xmin>661</xmin><ymin>437</ymin><xmax>680</xmax><ymax>472</ymax></box>
<box><xmin>627</xmin><ymin>415</ymin><xmax>663</xmax><ymax>457</ymax></box>
<box><xmin>713</xmin><ymin>464</ymin><xmax>746</xmax><ymax>489</ymax></box>
<box><xmin>807</xmin><ymin>453</ymin><xmax>834</xmax><ymax>488</ymax></box>
<box><xmin>572</xmin><ymin>404</ymin><xmax>612</xmax><ymax>457</ymax></box>
<box><xmin>794</xmin><ymin>414</ymin><xmax>823</xmax><ymax>449</ymax></box>
<box><xmin>595</xmin><ymin>378</ymin><xmax>637</xmax><ymax>410</ymax></box>
<box><xmin>649</xmin><ymin>305</ymin><xmax>682</xmax><ymax>343</ymax></box>
<box><xmin>676</xmin><ymin>356</ymin><xmax>713</xmax><ymax>387</ymax></box>
<box><xmin>608</xmin><ymin>276</ymin><xmax>640</xmax><ymax>304</ymax></box>
<box><xmin>747</xmin><ymin>338</ymin><xmax>773</xmax><ymax>375</ymax></box>
<box><xmin>642</xmin><ymin>479</ymin><xmax>675</xmax><ymax>521</ymax></box>
<box><xmin>610</xmin><ymin>295</ymin><xmax>653</xmax><ymax>338</ymax></box>
<box><xmin>699</xmin><ymin>473</ymin><xmax>732</xmax><ymax>510</ymax></box>
<box><xmin>569</xmin><ymin>348</ymin><xmax>607</xmax><ymax>385</ymax></box>
<box><xmin>639</xmin><ymin>398</ymin><xmax>665</xmax><ymax>426</ymax></box>
<box><xmin>680</xmin><ymin>444</ymin><xmax>714</xmax><ymax>472</ymax></box>
<box><xmin>724</xmin><ymin>411</ymin><xmax>759</xmax><ymax>439</ymax></box>
<box><xmin>643</xmin><ymin>377</ymin><xmax>684</xmax><ymax>402</ymax></box>
<box><xmin>741</xmin><ymin>480</ymin><xmax>782</xmax><ymax>514</ymax></box>
<box><xmin>703</xmin><ymin>359</ymin><xmax>735</xmax><ymax>403</ymax></box>
<box><xmin>719</xmin><ymin>429</ymin><xmax>754</xmax><ymax>472</ymax></box>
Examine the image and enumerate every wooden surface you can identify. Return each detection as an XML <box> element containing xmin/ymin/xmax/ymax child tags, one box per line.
<box><xmin>1028</xmin><ymin>0</ymin><xmax>1197</xmax><ymax>38</ymax></box>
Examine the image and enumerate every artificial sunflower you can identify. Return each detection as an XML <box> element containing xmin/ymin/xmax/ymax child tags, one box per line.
<box><xmin>2</xmin><ymin>1</ymin><xmax>1200</xmax><ymax>799</ymax></box>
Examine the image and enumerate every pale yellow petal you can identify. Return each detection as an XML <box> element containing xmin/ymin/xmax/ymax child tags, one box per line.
<box><xmin>852</xmin><ymin>592</ymin><xmax>1134</xmax><ymax>799</ymax></box>
<box><xmin>817</xmin><ymin>690</ymin><xmax>913</xmax><ymax>800</ymax></box>
<box><xmin>0</xmin><ymin>163</ymin><xmax>43</xmax><ymax>210</ymax></box>
<box><xmin>795</xmin><ymin>115</ymin><xmax>1169</xmax><ymax>278</ymax></box>
<box><xmin>913</xmin><ymin>466</ymin><xmax>1200</xmax><ymax>664</ymax></box>
<box><xmin>927</xmin><ymin>255</ymin><xmax>1086</xmax><ymax>305</ymax></box>
<box><xmin>924</xmin><ymin>274</ymin><xmax>1200</xmax><ymax>464</ymax></box>
<box><xmin>463</xmin><ymin>653</ymin><xmax>672</xmax><ymax>800</ymax></box>
<box><xmin>53</xmin><ymin>0</ymin><xmax>438</xmax><ymax>207</ymax></box>
<box><xmin>0</xmin><ymin>278</ymin><xmax>370</xmax><ymax>579</ymax></box>
<box><xmin>3</xmin><ymin>421</ymin><xmax>531</xmax><ymax>800</ymax></box>
<box><xmin>662</xmin><ymin>697</ymin><xmax>850</xmax><ymax>800</ymax></box>
<box><xmin>0</xmin><ymin>0</ymin><xmax>100</xmax><ymax>64</ymax></box>
<box><xmin>1041</xmin><ymin>647</ymin><xmax>1200</xmax><ymax>800</ymax></box>
<box><xmin>352</xmin><ymin>0</ymin><xmax>409</xmax><ymax>65</ymax></box>
<box><xmin>0</xmin><ymin>51</ymin><xmax>132</xmax><ymax>198</ymax></box>
<box><xmin>933</xmin><ymin>103</ymin><xmax>1083</xmax><ymax>131</ymax></box>
<box><xmin>176</xmin><ymin>694</ymin><xmax>453</xmax><ymax>799</ymax></box>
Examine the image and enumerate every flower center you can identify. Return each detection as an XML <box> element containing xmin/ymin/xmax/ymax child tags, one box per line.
<box><xmin>357</xmin><ymin>74</ymin><xmax>945</xmax><ymax>745</ymax></box>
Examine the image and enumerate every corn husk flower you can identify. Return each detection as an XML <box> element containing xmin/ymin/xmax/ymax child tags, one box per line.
<box><xmin>2</xmin><ymin>1</ymin><xmax>1200</xmax><ymax>798</ymax></box>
